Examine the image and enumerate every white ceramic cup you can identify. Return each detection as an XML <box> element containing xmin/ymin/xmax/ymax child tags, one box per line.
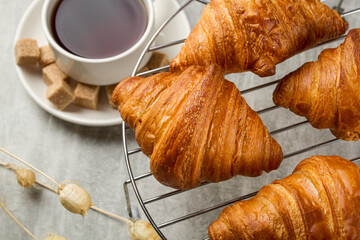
<box><xmin>41</xmin><ymin>0</ymin><xmax>155</xmax><ymax>86</ymax></box>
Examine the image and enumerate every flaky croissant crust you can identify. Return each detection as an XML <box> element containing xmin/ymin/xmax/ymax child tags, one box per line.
<box><xmin>209</xmin><ymin>155</ymin><xmax>360</xmax><ymax>240</ymax></box>
<box><xmin>170</xmin><ymin>0</ymin><xmax>348</xmax><ymax>77</ymax></box>
<box><xmin>273</xmin><ymin>29</ymin><xmax>360</xmax><ymax>141</ymax></box>
<box><xmin>113</xmin><ymin>65</ymin><xmax>283</xmax><ymax>190</ymax></box>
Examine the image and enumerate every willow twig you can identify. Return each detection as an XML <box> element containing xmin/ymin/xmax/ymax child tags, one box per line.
<box><xmin>0</xmin><ymin>157</ymin><xmax>131</xmax><ymax>225</ymax></box>
<box><xmin>0</xmin><ymin>147</ymin><xmax>61</xmax><ymax>189</ymax></box>
<box><xmin>0</xmin><ymin>161</ymin><xmax>8</xmax><ymax>168</ymax></box>
<box><xmin>90</xmin><ymin>206</ymin><xmax>132</xmax><ymax>224</ymax></box>
<box><xmin>35</xmin><ymin>180</ymin><xmax>60</xmax><ymax>194</ymax></box>
<box><xmin>0</xmin><ymin>201</ymin><xmax>38</xmax><ymax>240</ymax></box>
<box><xmin>34</xmin><ymin>180</ymin><xmax>131</xmax><ymax>224</ymax></box>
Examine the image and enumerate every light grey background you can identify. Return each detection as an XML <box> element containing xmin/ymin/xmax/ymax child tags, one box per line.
<box><xmin>0</xmin><ymin>0</ymin><xmax>359</xmax><ymax>239</ymax></box>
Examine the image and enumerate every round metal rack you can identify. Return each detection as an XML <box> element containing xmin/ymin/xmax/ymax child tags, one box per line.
<box><xmin>122</xmin><ymin>1</ymin><xmax>360</xmax><ymax>239</ymax></box>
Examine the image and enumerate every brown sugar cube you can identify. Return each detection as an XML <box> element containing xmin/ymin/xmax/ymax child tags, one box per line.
<box><xmin>46</xmin><ymin>80</ymin><xmax>75</xmax><ymax>110</ymax></box>
<box><xmin>146</xmin><ymin>52</ymin><xmax>170</xmax><ymax>70</ymax></box>
<box><xmin>135</xmin><ymin>66</ymin><xmax>151</xmax><ymax>78</ymax></box>
<box><xmin>105</xmin><ymin>84</ymin><xmax>117</xmax><ymax>108</ymax></box>
<box><xmin>138</xmin><ymin>66</ymin><xmax>149</xmax><ymax>74</ymax></box>
<box><xmin>42</xmin><ymin>63</ymin><xmax>68</xmax><ymax>86</ymax></box>
<box><xmin>74</xmin><ymin>83</ymin><xmax>100</xmax><ymax>110</ymax></box>
<box><xmin>39</xmin><ymin>45</ymin><xmax>55</xmax><ymax>68</ymax></box>
<box><xmin>14</xmin><ymin>38</ymin><xmax>40</xmax><ymax>66</ymax></box>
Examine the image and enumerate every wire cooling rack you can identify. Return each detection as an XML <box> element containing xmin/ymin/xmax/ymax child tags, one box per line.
<box><xmin>122</xmin><ymin>0</ymin><xmax>360</xmax><ymax>239</ymax></box>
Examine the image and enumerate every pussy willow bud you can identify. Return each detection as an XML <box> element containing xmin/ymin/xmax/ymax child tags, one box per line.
<box><xmin>46</xmin><ymin>233</ymin><xmax>67</xmax><ymax>240</ymax></box>
<box><xmin>128</xmin><ymin>220</ymin><xmax>161</xmax><ymax>240</ymax></box>
<box><xmin>15</xmin><ymin>168</ymin><xmax>35</xmax><ymax>188</ymax></box>
<box><xmin>59</xmin><ymin>183</ymin><xmax>92</xmax><ymax>218</ymax></box>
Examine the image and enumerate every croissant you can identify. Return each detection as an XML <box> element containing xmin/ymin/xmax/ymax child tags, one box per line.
<box><xmin>170</xmin><ymin>0</ymin><xmax>348</xmax><ymax>77</ymax></box>
<box><xmin>273</xmin><ymin>29</ymin><xmax>360</xmax><ymax>141</ymax></box>
<box><xmin>112</xmin><ymin>65</ymin><xmax>283</xmax><ymax>190</ymax></box>
<box><xmin>208</xmin><ymin>155</ymin><xmax>360</xmax><ymax>239</ymax></box>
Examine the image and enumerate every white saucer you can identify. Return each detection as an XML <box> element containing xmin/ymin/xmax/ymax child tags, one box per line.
<box><xmin>14</xmin><ymin>0</ymin><xmax>191</xmax><ymax>127</ymax></box>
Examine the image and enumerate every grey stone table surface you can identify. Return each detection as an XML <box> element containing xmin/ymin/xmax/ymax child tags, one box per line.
<box><xmin>0</xmin><ymin>0</ymin><xmax>359</xmax><ymax>240</ymax></box>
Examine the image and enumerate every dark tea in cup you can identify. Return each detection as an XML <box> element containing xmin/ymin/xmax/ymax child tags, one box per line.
<box><xmin>51</xmin><ymin>0</ymin><xmax>148</xmax><ymax>59</ymax></box>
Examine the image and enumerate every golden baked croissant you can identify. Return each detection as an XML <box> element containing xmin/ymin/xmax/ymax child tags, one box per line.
<box><xmin>209</xmin><ymin>155</ymin><xmax>360</xmax><ymax>239</ymax></box>
<box><xmin>112</xmin><ymin>65</ymin><xmax>283</xmax><ymax>190</ymax></box>
<box><xmin>273</xmin><ymin>29</ymin><xmax>360</xmax><ymax>141</ymax></box>
<box><xmin>170</xmin><ymin>0</ymin><xmax>348</xmax><ymax>77</ymax></box>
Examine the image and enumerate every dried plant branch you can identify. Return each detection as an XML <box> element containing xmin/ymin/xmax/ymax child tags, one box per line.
<box><xmin>0</xmin><ymin>154</ymin><xmax>132</xmax><ymax>225</ymax></box>
<box><xmin>0</xmin><ymin>161</ymin><xmax>20</xmax><ymax>171</ymax></box>
<box><xmin>0</xmin><ymin>201</ymin><xmax>38</xmax><ymax>240</ymax></box>
<box><xmin>90</xmin><ymin>206</ymin><xmax>132</xmax><ymax>224</ymax></box>
<box><xmin>0</xmin><ymin>147</ymin><xmax>61</xmax><ymax>189</ymax></box>
<box><xmin>35</xmin><ymin>180</ymin><xmax>60</xmax><ymax>194</ymax></box>
<box><xmin>0</xmin><ymin>161</ymin><xmax>7</xmax><ymax>167</ymax></box>
<box><xmin>34</xmin><ymin>180</ymin><xmax>131</xmax><ymax>224</ymax></box>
